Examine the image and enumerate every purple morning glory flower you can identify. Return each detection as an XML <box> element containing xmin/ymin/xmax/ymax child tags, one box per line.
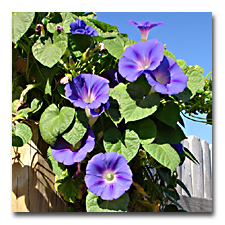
<box><xmin>127</xmin><ymin>20</ymin><xmax>164</xmax><ymax>40</ymax></box>
<box><xmin>118</xmin><ymin>39</ymin><xmax>164</xmax><ymax>82</ymax></box>
<box><xmin>171</xmin><ymin>142</ymin><xmax>183</xmax><ymax>154</ymax></box>
<box><xmin>145</xmin><ymin>56</ymin><xmax>188</xmax><ymax>95</ymax></box>
<box><xmin>70</xmin><ymin>19</ymin><xmax>98</xmax><ymax>37</ymax></box>
<box><xmin>85</xmin><ymin>152</ymin><xmax>133</xmax><ymax>200</ymax></box>
<box><xmin>51</xmin><ymin>126</ymin><xmax>95</xmax><ymax>165</ymax></box>
<box><xmin>64</xmin><ymin>74</ymin><xmax>110</xmax><ymax>117</ymax></box>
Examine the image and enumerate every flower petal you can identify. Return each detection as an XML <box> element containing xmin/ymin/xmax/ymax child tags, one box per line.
<box><xmin>85</xmin><ymin>152</ymin><xmax>133</xmax><ymax>200</ymax></box>
<box><xmin>145</xmin><ymin>56</ymin><xmax>188</xmax><ymax>95</ymax></box>
<box><xmin>118</xmin><ymin>39</ymin><xmax>164</xmax><ymax>82</ymax></box>
<box><xmin>74</xmin><ymin>127</ymin><xmax>95</xmax><ymax>162</ymax></box>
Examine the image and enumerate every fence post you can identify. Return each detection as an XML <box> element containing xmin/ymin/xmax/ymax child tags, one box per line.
<box><xmin>188</xmin><ymin>136</ymin><xmax>204</xmax><ymax>198</ymax></box>
<box><xmin>181</xmin><ymin>139</ymin><xmax>193</xmax><ymax>196</ymax></box>
<box><xmin>201</xmin><ymin>140</ymin><xmax>212</xmax><ymax>199</ymax></box>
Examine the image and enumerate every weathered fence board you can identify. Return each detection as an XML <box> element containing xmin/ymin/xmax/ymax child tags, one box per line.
<box><xmin>178</xmin><ymin>196</ymin><xmax>213</xmax><ymax>213</ymax></box>
<box><xmin>12</xmin><ymin>140</ymin><xmax>67</xmax><ymax>212</ymax></box>
<box><xmin>181</xmin><ymin>139</ymin><xmax>193</xmax><ymax>197</ymax></box>
<box><xmin>177</xmin><ymin>136</ymin><xmax>212</xmax><ymax>212</ymax></box>
<box><xmin>178</xmin><ymin>136</ymin><xmax>212</xmax><ymax>199</ymax></box>
<box><xmin>189</xmin><ymin>136</ymin><xmax>204</xmax><ymax>198</ymax></box>
<box><xmin>201</xmin><ymin>140</ymin><xmax>212</xmax><ymax>199</ymax></box>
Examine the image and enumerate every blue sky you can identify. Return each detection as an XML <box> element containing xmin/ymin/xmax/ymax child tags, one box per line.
<box><xmin>96</xmin><ymin>12</ymin><xmax>212</xmax><ymax>144</ymax></box>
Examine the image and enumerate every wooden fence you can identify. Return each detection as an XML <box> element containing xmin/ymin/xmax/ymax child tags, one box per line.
<box><xmin>12</xmin><ymin>125</ymin><xmax>67</xmax><ymax>212</ymax></box>
<box><xmin>176</xmin><ymin>136</ymin><xmax>213</xmax><ymax>212</ymax></box>
<box><xmin>12</xmin><ymin>133</ymin><xmax>212</xmax><ymax>212</ymax></box>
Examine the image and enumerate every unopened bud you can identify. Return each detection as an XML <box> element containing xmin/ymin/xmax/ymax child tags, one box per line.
<box><xmin>35</xmin><ymin>24</ymin><xmax>45</xmax><ymax>36</ymax></box>
<box><xmin>98</xmin><ymin>43</ymin><xmax>105</xmax><ymax>51</ymax></box>
<box><xmin>81</xmin><ymin>47</ymin><xmax>90</xmax><ymax>62</ymax></box>
<box><xmin>69</xmin><ymin>55</ymin><xmax>75</xmax><ymax>69</ymax></box>
<box><xmin>56</xmin><ymin>25</ymin><xmax>64</xmax><ymax>32</ymax></box>
<box><xmin>60</xmin><ymin>74</ymin><xmax>72</xmax><ymax>84</ymax></box>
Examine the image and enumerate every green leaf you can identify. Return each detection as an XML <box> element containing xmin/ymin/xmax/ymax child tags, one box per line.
<box><xmin>107</xmin><ymin>98</ymin><xmax>122</xmax><ymax>125</ymax></box>
<box><xmin>103</xmin><ymin>36</ymin><xmax>136</xmax><ymax>59</ymax></box>
<box><xmin>143</xmin><ymin>143</ymin><xmax>180</xmax><ymax>175</ymax></box>
<box><xmin>186</xmin><ymin>69</ymin><xmax>205</xmax><ymax>97</ymax></box>
<box><xmin>39</xmin><ymin>104</ymin><xmax>75</xmax><ymax>145</ymax></box>
<box><xmin>30</xmin><ymin>64</ymin><xmax>59</xmax><ymax>95</ymax></box>
<box><xmin>183</xmin><ymin>147</ymin><xmax>199</xmax><ymax>164</ymax></box>
<box><xmin>156</xmin><ymin>120</ymin><xmax>186</xmax><ymax>144</ymax></box>
<box><xmin>62</xmin><ymin>110</ymin><xmax>89</xmax><ymax>146</ymax></box>
<box><xmin>127</xmin><ymin>118</ymin><xmax>156</xmax><ymax>145</ymax></box>
<box><xmin>163</xmin><ymin>49</ymin><xmax>176</xmax><ymax>61</ymax></box>
<box><xmin>56</xmin><ymin>172</ymin><xmax>85</xmax><ymax>203</ymax></box>
<box><xmin>12</xmin><ymin>123</ymin><xmax>32</xmax><ymax>147</ymax></box>
<box><xmin>110</xmin><ymin>83</ymin><xmax>160</xmax><ymax>122</ymax></box>
<box><xmin>155</xmin><ymin>102</ymin><xmax>180</xmax><ymax>128</ymax></box>
<box><xmin>175</xmin><ymin>87</ymin><xmax>192</xmax><ymax>103</ymax></box>
<box><xmin>176</xmin><ymin>59</ymin><xmax>187</xmax><ymax>71</ymax></box>
<box><xmin>47</xmin><ymin>146</ymin><xmax>65</xmax><ymax>177</ymax></box>
<box><xmin>103</xmin><ymin>37</ymin><xmax>125</xmax><ymax>59</ymax></box>
<box><xmin>47</xmin><ymin>12</ymin><xmax>78</xmax><ymax>33</ymax></box>
<box><xmin>12</xmin><ymin>12</ymin><xmax>35</xmax><ymax>44</ymax></box>
<box><xmin>92</xmin><ymin>32</ymin><xmax>118</xmax><ymax>42</ymax></box>
<box><xmin>176</xmin><ymin>68</ymin><xmax>205</xmax><ymax>102</ymax></box>
<box><xmin>32</xmin><ymin>31</ymin><xmax>68</xmax><ymax>68</ymax></box>
<box><xmin>87</xmin><ymin>18</ymin><xmax>118</xmax><ymax>32</ymax></box>
<box><xmin>86</xmin><ymin>191</ymin><xmax>130</xmax><ymax>212</ymax></box>
<box><xmin>103</xmin><ymin>127</ymin><xmax>140</xmax><ymax>162</ymax></box>
<box><xmin>68</xmin><ymin>34</ymin><xmax>91</xmax><ymax>53</ymax></box>
<box><xmin>177</xmin><ymin>179</ymin><xmax>191</xmax><ymax>197</ymax></box>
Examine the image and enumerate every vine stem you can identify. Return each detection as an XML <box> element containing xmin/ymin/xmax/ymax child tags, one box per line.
<box><xmin>181</xmin><ymin>111</ymin><xmax>209</xmax><ymax>124</ymax></box>
<box><xmin>205</xmin><ymin>71</ymin><xmax>212</xmax><ymax>80</ymax></box>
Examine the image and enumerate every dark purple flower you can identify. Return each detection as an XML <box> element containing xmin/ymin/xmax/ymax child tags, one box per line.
<box><xmin>145</xmin><ymin>56</ymin><xmax>188</xmax><ymax>95</ymax></box>
<box><xmin>51</xmin><ymin>126</ymin><xmax>95</xmax><ymax>165</ymax></box>
<box><xmin>118</xmin><ymin>39</ymin><xmax>164</xmax><ymax>82</ymax></box>
<box><xmin>127</xmin><ymin>20</ymin><xmax>164</xmax><ymax>40</ymax></box>
<box><xmin>101</xmin><ymin>69</ymin><xmax>125</xmax><ymax>88</ymax></box>
<box><xmin>70</xmin><ymin>19</ymin><xmax>98</xmax><ymax>37</ymax></box>
<box><xmin>85</xmin><ymin>152</ymin><xmax>133</xmax><ymax>200</ymax></box>
<box><xmin>64</xmin><ymin>74</ymin><xmax>110</xmax><ymax>117</ymax></box>
<box><xmin>171</xmin><ymin>142</ymin><xmax>183</xmax><ymax>154</ymax></box>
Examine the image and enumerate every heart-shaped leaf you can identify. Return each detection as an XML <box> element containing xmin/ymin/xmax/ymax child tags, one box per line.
<box><xmin>142</xmin><ymin>143</ymin><xmax>180</xmax><ymax>175</ymax></box>
<box><xmin>127</xmin><ymin>118</ymin><xmax>157</xmax><ymax>145</ymax></box>
<box><xmin>103</xmin><ymin>127</ymin><xmax>140</xmax><ymax>162</ymax></box>
<box><xmin>32</xmin><ymin>31</ymin><xmax>68</xmax><ymax>68</ymax></box>
<box><xmin>62</xmin><ymin>110</ymin><xmax>89</xmax><ymax>146</ymax></box>
<box><xmin>39</xmin><ymin>104</ymin><xmax>75</xmax><ymax>145</ymax></box>
<box><xmin>12</xmin><ymin>12</ymin><xmax>35</xmax><ymax>44</ymax></box>
<box><xmin>12</xmin><ymin>123</ymin><xmax>32</xmax><ymax>147</ymax></box>
<box><xmin>155</xmin><ymin>102</ymin><xmax>180</xmax><ymax>128</ymax></box>
<box><xmin>110</xmin><ymin>83</ymin><xmax>160</xmax><ymax>122</ymax></box>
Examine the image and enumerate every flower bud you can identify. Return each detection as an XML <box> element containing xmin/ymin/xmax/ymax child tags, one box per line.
<box><xmin>98</xmin><ymin>43</ymin><xmax>105</xmax><ymax>51</ymax></box>
<box><xmin>35</xmin><ymin>24</ymin><xmax>45</xmax><ymax>36</ymax></box>
<box><xmin>60</xmin><ymin>74</ymin><xmax>72</xmax><ymax>85</ymax></box>
<box><xmin>56</xmin><ymin>25</ymin><xmax>64</xmax><ymax>32</ymax></box>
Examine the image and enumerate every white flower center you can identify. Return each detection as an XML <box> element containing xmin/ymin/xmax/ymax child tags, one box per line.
<box><xmin>103</xmin><ymin>171</ymin><xmax>115</xmax><ymax>182</ymax></box>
